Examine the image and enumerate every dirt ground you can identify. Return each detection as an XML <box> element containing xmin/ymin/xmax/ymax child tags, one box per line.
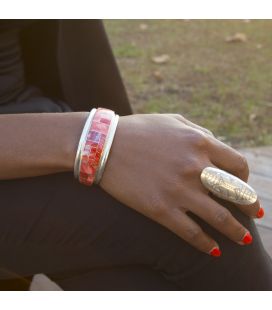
<box><xmin>105</xmin><ymin>20</ymin><xmax>272</xmax><ymax>148</ymax></box>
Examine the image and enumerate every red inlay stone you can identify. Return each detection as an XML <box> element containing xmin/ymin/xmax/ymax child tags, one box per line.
<box><xmin>100</xmin><ymin>118</ymin><xmax>111</xmax><ymax>125</ymax></box>
<box><xmin>79</xmin><ymin>108</ymin><xmax>115</xmax><ymax>186</ymax></box>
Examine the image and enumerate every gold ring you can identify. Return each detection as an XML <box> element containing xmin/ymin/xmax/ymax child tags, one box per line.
<box><xmin>200</xmin><ymin>167</ymin><xmax>257</xmax><ymax>205</ymax></box>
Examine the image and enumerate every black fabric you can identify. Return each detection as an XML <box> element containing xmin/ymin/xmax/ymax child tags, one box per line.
<box><xmin>0</xmin><ymin>19</ymin><xmax>132</xmax><ymax>115</ymax></box>
<box><xmin>0</xmin><ymin>171</ymin><xmax>272</xmax><ymax>290</ymax></box>
<box><xmin>20</xmin><ymin>20</ymin><xmax>133</xmax><ymax>115</ymax></box>
<box><xmin>0</xmin><ymin>20</ymin><xmax>27</xmax><ymax>104</ymax></box>
<box><xmin>0</xmin><ymin>85</ymin><xmax>72</xmax><ymax>114</ymax></box>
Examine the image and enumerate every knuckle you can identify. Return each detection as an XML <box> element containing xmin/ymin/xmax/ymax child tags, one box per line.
<box><xmin>189</xmin><ymin>130</ymin><xmax>209</xmax><ymax>149</ymax></box>
<box><xmin>236</xmin><ymin>154</ymin><xmax>249</xmax><ymax>176</ymax></box>
<box><xmin>213</xmin><ymin>209</ymin><xmax>231</xmax><ymax>225</ymax></box>
<box><xmin>205</xmin><ymin>129</ymin><xmax>214</xmax><ymax>137</ymax></box>
<box><xmin>184</xmin><ymin>226</ymin><xmax>203</xmax><ymax>241</ymax></box>
<box><xmin>173</xmin><ymin>113</ymin><xmax>184</xmax><ymax>121</ymax></box>
<box><xmin>197</xmin><ymin>125</ymin><xmax>214</xmax><ymax>137</ymax></box>
<box><xmin>167</xmin><ymin>113</ymin><xmax>184</xmax><ymax>122</ymax></box>
<box><xmin>181</xmin><ymin>157</ymin><xmax>202</xmax><ymax>177</ymax></box>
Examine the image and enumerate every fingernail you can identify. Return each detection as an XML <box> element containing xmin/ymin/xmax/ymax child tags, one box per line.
<box><xmin>242</xmin><ymin>232</ymin><xmax>253</xmax><ymax>245</ymax></box>
<box><xmin>209</xmin><ymin>247</ymin><xmax>222</xmax><ymax>257</ymax></box>
<box><xmin>256</xmin><ymin>207</ymin><xmax>264</xmax><ymax>219</ymax></box>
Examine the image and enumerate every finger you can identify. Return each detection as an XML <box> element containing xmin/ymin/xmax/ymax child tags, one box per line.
<box><xmin>208</xmin><ymin>138</ymin><xmax>249</xmax><ymax>182</ymax></box>
<box><xmin>209</xmin><ymin>191</ymin><xmax>262</xmax><ymax>219</ymax></box>
<box><xmin>208</xmin><ymin>192</ymin><xmax>264</xmax><ymax>228</ymax></box>
<box><xmin>159</xmin><ymin>207</ymin><xmax>221</xmax><ymax>257</ymax></box>
<box><xmin>184</xmin><ymin>120</ymin><xmax>214</xmax><ymax>137</ymax></box>
<box><xmin>190</xmin><ymin>190</ymin><xmax>253</xmax><ymax>246</ymax></box>
<box><xmin>170</xmin><ymin>114</ymin><xmax>214</xmax><ymax>137</ymax></box>
<box><xmin>236</xmin><ymin>199</ymin><xmax>264</xmax><ymax>219</ymax></box>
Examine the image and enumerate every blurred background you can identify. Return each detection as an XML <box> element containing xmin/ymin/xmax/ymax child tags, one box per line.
<box><xmin>105</xmin><ymin>20</ymin><xmax>272</xmax><ymax>148</ymax></box>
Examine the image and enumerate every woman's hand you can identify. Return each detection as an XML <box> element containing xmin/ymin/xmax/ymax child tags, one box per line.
<box><xmin>100</xmin><ymin>113</ymin><xmax>261</xmax><ymax>255</ymax></box>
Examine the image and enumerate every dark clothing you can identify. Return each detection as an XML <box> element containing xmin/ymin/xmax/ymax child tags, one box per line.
<box><xmin>0</xmin><ymin>21</ymin><xmax>25</xmax><ymax>104</ymax></box>
<box><xmin>20</xmin><ymin>19</ymin><xmax>133</xmax><ymax>115</ymax></box>
<box><xmin>0</xmin><ymin>19</ymin><xmax>132</xmax><ymax>115</ymax></box>
<box><xmin>0</xmin><ymin>20</ymin><xmax>272</xmax><ymax>291</ymax></box>
<box><xmin>0</xmin><ymin>20</ymin><xmax>71</xmax><ymax>113</ymax></box>
<box><xmin>0</xmin><ymin>170</ymin><xmax>272</xmax><ymax>290</ymax></box>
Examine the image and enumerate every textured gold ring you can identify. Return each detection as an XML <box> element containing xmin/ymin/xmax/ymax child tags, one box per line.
<box><xmin>200</xmin><ymin>167</ymin><xmax>257</xmax><ymax>205</ymax></box>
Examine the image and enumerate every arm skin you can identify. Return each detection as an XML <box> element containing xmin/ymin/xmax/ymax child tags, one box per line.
<box><xmin>0</xmin><ymin>112</ymin><xmax>89</xmax><ymax>180</ymax></box>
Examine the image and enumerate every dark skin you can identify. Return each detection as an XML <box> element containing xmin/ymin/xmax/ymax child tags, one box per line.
<box><xmin>0</xmin><ymin>112</ymin><xmax>262</xmax><ymax>256</ymax></box>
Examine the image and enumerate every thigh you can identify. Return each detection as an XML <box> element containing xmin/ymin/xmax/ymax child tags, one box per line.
<box><xmin>0</xmin><ymin>277</ymin><xmax>33</xmax><ymax>291</ymax></box>
<box><xmin>0</xmin><ymin>172</ymin><xmax>181</xmax><ymax>278</ymax></box>
<box><xmin>51</xmin><ymin>266</ymin><xmax>179</xmax><ymax>291</ymax></box>
<box><xmin>0</xmin><ymin>172</ymin><xmax>271</xmax><ymax>290</ymax></box>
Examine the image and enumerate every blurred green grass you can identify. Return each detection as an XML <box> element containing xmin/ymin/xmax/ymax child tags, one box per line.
<box><xmin>105</xmin><ymin>20</ymin><xmax>272</xmax><ymax>147</ymax></box>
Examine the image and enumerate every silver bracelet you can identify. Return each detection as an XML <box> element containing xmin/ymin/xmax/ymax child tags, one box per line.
<box><xmin>73</xmin><ymin>108</ymin><xmax>97</xmax><ymax>179</ymax></box>
<box><xmin>94</xmin><ymin>114</ymin><xmax>120</xmax><ymax>184</ymax></box>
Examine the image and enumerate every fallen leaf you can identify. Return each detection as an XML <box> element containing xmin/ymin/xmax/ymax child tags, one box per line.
<box><xmin>153</xmin><ymin>70</ymin><xmax>163</xmax><ymax>82</ymax></box>
<box><xmin>256</xmin><ymin>43</ymin><xmax>263</xmax><ymax>49</ymax></box>
<box><xmin>249</xmin><ymin>113</ymin><xmax>257</xmax><ymax>122</ymax></box>
<box><xmin>139</xmin><ymin>23</ymin><xmax>148</xmax><ymax>31</ymax></box>
<box><xmin>151</xmin><ymin>54</ymin><xmax>170</xmax><ymax>64</ymax></box>
<box><xmin>225</xmin><ymin>33</ymin><xmax>247</xmax><ymax>43</ymax></box>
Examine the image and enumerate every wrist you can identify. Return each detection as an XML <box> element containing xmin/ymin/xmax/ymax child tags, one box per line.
<box><xmin>59</xmin><ymin>111</ymin><xmax>90</xmax><ymax>171</ymax></box>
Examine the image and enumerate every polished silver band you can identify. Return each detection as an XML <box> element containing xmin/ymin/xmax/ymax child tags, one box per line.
<box><xmin>73</xmin><ymin>108</ymin><xmax>97</xmax><ymax>179</ymax></box>
<box><xmin>94</xmin><ymin>114</ymin><xmax>120</xmax><ymax>184</ymax></box>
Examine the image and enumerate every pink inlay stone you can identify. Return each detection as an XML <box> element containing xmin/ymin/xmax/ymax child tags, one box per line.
<box><xmin>100</xmin><ymin>117</ymin><xmax>111</xmax><ymax>125</ymax></box>
<box><xmin>79</xmin><ymin>108</ymin><xmax>115</xmax><ymax>186</ymax></box>
<box><xmin>92</xmin><ymin>122</ymin><xmax>109</xmax><ymax>133</ymax></box>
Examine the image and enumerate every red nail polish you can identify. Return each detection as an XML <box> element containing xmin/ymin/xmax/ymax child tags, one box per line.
<box><xmin>209</xmin><ymin>247</ymin><xmax>222</xmax><ymax>257</ymax></box>
<box><xmin>242</xmin><ymin>232</ymin><xmax>253</xmax><ymax>245</ymax></box>
<box><xmin>257</xmin><ymin>208</ymin><xmax>264</xmax><ymax>219</ymax></box>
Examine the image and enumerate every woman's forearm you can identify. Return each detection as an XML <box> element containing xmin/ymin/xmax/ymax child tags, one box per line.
<box><xmin>0</xmin><ymin>112</ymin><xmax>89</xmax><ymax>180</ymax></box>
